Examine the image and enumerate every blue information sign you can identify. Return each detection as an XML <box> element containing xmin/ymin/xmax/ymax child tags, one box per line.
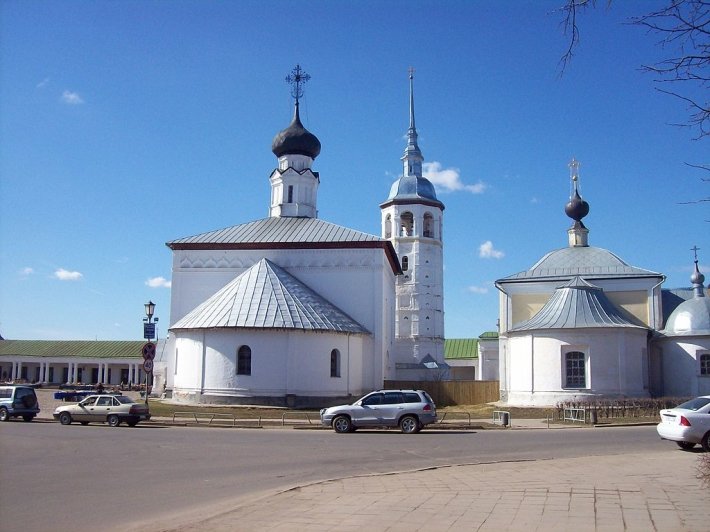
<box><xmin>143</xmin><ymin>323</ymin><xmax>156</xmax><ymax>340</ymax></box>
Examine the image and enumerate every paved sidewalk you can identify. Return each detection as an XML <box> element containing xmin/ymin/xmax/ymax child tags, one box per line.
<box><xmin>145</xmin><ymin>450</ymin><xmax>707</xmax><ymax>532</ymax></box>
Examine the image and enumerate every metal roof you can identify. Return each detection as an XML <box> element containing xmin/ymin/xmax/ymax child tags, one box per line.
<box><xmin>444</xmin><ymin>338</ymin><xmax>479</xmax><ymax>360</ymax></box>
<box><xmin>0</xmin><ymin>340</ymin><xmax>145</xmax><ymax>359</ymax></box>
<box><xmin>167</xmin><ymin>217</ymin><xmax>383</xmax><ymax>247</ymax></box>
<box><xmin>499</xmin><ymin>246</ymin><xmax>662</xmax><ymax>283</ymax></box>
<box><xmin>383</xmin><ymin>175</ymin><xmax>444</xmax><ymax>209</ymax></box>
<box><xmin>170</xmin><ymin>258</ymin><xmax>370</xmax><ymax>334</ymax></box>
<box><xmin>510</xmin><ymin>276</ymin><xmax>647</xmax><ymax>331</ymax></box>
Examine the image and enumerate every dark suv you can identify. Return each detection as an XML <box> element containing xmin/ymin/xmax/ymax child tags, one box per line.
<box><xmin>0</xmin><ymin>385</ymin><xmax>40</xmax><ymax>422</ymax></box>
<box><xmin>320</xmin><ymin>389</ymin><xmax>437</xmax><ymax>433</ymax></box>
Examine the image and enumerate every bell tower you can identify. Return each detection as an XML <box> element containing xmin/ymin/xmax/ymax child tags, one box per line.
<box><xmin>380</xmin><ymin>69</ymin><xmax>446</xmax><ymax>378</ymax></box>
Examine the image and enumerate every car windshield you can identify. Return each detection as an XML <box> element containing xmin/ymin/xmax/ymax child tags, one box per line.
<box><xmin>675</xmin><ymin>397</ymin><xmax>710</xmax><ymax>411</ymax></box>
<box><xmin>115</xmin><ymin>396</ymin><xmax>136</xmax><ymax>405</ymax></box>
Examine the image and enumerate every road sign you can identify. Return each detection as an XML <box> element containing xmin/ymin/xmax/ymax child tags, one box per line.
<box><xmin>141</xmin><ymin>342</ymin><xmax>156</xmax><ymax>361</ymax></box>
<box><xmin>143</xmin><ymin>358</ymin><xmax>154</xmax><ymax>373</ymax></box>
<box><xmin>143</xmin><ymin>322</ymin><xmax>156</xmax><ymax>340</ymax></box>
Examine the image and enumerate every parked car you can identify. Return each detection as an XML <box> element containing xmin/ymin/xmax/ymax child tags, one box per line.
<box><xmin>320</xmin><ymin>389</ymin><xmax>437</xmax><ymax>434</ymax></box>
<box><xmin>0</xmin><ymin>385</ymin><xmax>40</xmax><ymax>422</ymax></box>
<box><xmin>53</xmin><ymin>394</ymin><xmax>151</xmax><ymax>427</ymax></box>
<box><xmin>656</xmin><ymin>395</ymin><xmax>710</xmax><ymax>451</ymax></box>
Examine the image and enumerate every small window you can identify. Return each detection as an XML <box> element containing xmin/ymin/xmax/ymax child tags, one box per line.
<box><xmin>361</xmin><ymin>393</ymin><xmax>383</xmax><ymax>406</ymax></box>
<box><xmin>384</xmin><ymin>214</ymin><xmax>392</xmax><ymax>239</ymax></box>
<box><xmin>565</xmin><ymin>351</ymin><xmax>586</xmax><ymax>388</ymax></box>
<box><xmin>700</xmin><ymin>354</ymin><xmax>710</xmax><ymax>376</ymax></box>
<box><xmin>402</xmin><ymin>256</ymin><xmax>409</xmax><ymax>271</ymax></box>
<box><xmin>237</xmin><ymin>345</ymin><xmax>252</xmax><ymax>376</ymax></box>
<box><xmin>330</xmin><ymin>349</ymin><xmax>340</xmax><ymax>378</ymax></box>
<box><xmin>403</xmin><ymin>392</ymin><xmax>421</xmax><ymax>403</ymax></box>
<box><xmin>287</xmin><ymin>185</ymin><xmax>293</xmax><ymax>203</ymax></box>
<box><xmin>383</xmin><ymin>392</ymin><xmax>404</xmax><ymax>404</ymax></box>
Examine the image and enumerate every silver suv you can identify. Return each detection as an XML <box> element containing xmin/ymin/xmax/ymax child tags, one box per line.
<box><xmin>0</xmin><ymin>385</ymin><xmax>40</xmax><ymax>422</ymax></box>
<box><xmin>320</xmin><ymin>389</ymin><xmax>437</xmax><ymax>434</ymax></box>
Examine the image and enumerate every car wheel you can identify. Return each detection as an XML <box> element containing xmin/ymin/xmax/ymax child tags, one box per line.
<box><xmin>107</xmin><ymin>414</ymin><xmax>121</xmax><ymax>427</ymax></box>
<box><xmin>127</xmin><ymin>420</ymin><xmax>138</xmax><ymax>427</ymax></box>
<box><xmin>702</xmin><ymin>432</ymin><xmax>710</xmax><ymax>452</ymax></box>
<box><xmin>59</xmin><ymin>412</ymin><xmax>72</xmax><ymax>425</ymax></box>
<box><xmin>399</xmin><ymin>415</ymin><xmax>419</xmax><ymax>434</ymax></box>
<box><xmin>0</xmin><ymin>407</ymin><xmax>9</xmax><ymax>422</ymax></box>
<box><xmin>22</xmin><ymin>415</ymin><xmax>34</xmax><ymax>422</ymax></box>
<box><xmin>332</xmin><ymin>415</ymin><xmax>352</xmax><ymax>433</ymax></box>
<box><xmin>676</xmin><ymin>441</ymin><xmax>696</xmax><ymax>450</ymax></box>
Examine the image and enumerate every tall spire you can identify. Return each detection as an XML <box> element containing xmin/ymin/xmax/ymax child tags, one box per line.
<box><xmin>402</xmin><ymin>67</ymin><xmax>423</xmax><ymax>178</ymax></box>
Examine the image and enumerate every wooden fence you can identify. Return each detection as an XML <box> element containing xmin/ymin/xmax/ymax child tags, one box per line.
<box><xmin>383</xmin><ymin>380</ymin><xmax>499</xmax><ymax>407</ymax></box>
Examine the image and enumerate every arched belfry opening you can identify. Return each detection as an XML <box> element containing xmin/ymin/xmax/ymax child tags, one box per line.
<box><xmin>400</xmin><ymin>212</ymin><xmax>414</xmax><ymax>237</ymax></box>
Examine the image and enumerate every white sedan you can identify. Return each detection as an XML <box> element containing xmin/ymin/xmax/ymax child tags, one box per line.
<box><xmin>656</xmin><ymin>395</ymin><xmax>710</xmax><ymax>451</ymax></box>
<box><xmin>54</xmin><ymin>394</ymin><xmax>151</xmax><ymax>427</ymax></box>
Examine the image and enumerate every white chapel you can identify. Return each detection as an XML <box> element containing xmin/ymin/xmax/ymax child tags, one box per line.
<box><xmin>161</xmin><ymin>67</ymin><xmax>446</xmax><ymax>406</ymax></box>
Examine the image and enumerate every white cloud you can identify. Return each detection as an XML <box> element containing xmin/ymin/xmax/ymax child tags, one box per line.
<box><xmin>19</xmin><ymin>267</ymin><xmax>34</xmax><ymax>277</ymax></box>
<box><xmin>146</xmin><ymin>276</ymin><xmax>171</xmax><ymax>288</ymax></box>
<box><xmin>479</xmin><ymin>241</ymin><xmax>505</xmax><ymax>259</ymax></box>
<box><xmin>61</xmin><ymin>90</ymin><xmax>84</xmax><ymax>105</ymax></box>
<box><xmin>36</xmin><ymin>77</ymin><xmax>50</xmax><ymax>89</ymax></box>
<box><xmin>423</xmin><ymin>161</ymin><xmax>486</xmax><ymax>194</ymax></box>
<box><xmin>467</xmin><ymin>285</ymin><xmax>489</xmax><ymax>294</ymax></box>
<box><xmin>54</xmin><ymin>268</ymin><xmax>83</xmax><ymax>281</ymax></box>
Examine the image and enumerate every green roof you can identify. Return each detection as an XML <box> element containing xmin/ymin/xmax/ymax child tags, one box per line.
<box><xmin>0</xmin><ymin>340</ymin><xmax>145</xmax><ymax>359</ymax></box>
<box><xmin>478</xmin><ymin>331</ymin><xmax>499</xmax><ymax>339</ymax></box>
<box><xmin>444</xmin><ymin>338</ymin><xmax>479</xmax><ymax>360</ymax></box>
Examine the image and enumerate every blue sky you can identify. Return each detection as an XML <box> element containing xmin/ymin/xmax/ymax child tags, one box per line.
<box><xmin>1</xmin><ymin>1</ymin><xmax>707</xmax><ymax>341</ymax></box>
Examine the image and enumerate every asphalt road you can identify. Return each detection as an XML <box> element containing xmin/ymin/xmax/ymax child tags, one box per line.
<box><xmin>0</xmin><ymin>422</ymin><xmax>669</xmax><ymax>532</ymax></box>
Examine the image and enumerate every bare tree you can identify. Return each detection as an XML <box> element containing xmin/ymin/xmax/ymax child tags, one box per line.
<box><xmin>557</xmin><ymin>0</ymin><xmax>709</xmax><ymax>139</ymax></box>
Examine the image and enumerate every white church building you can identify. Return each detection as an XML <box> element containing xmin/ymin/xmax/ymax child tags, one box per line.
<box><xmin>161</xmin><ymin>67</ymin><xmax>447</xmax><ymax>406</ymax></box>
<box><xmin>495</xmin><ymin>159</ymin><xmax>709</xmax><ymax>406</ymax></box>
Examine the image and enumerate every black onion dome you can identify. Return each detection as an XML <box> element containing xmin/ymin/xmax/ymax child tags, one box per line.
<box><xmin>565</xmin><ymin>190</ymin><xmax>589</xmax><ymax>222</ymax></box>
<box><xmin>271</xmin><ymin>103</ymin><xmax>321</xmax><ymax>159</ymax></box>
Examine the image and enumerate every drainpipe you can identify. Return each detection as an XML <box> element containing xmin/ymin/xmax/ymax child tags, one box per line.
<box><xmin>650</xmin><ymin>276</ymin><xmax>666</xmax><ymax>330</ymax></box>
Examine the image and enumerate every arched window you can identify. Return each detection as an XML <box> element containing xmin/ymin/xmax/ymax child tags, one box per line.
<box><xmin>384</xmin><ymin>214</ymin><xmax>392</xmax><ymax>239</ymax></box>
<box><xmin>401</xmin><ymin>256</ymin><xmax>409</xmax><ymax>271</ymax></box>
<box><xmin>330</xmin><ymin>349</ymin><xmax>340</xmax><ymax>378</ymax></box>
<box><xmin>237</xmin><ymin>345</ymin><xmax>251</xmax><ymax>376</ymax></box>
<box><xmin>564</xmin><ymin>351</ymin><xmax>586</xmax><ymax>388</ymax></box>
<box><xmin>400</xmin><ymin>212</ymin><xmax>414</xmax><ymax>236</ymax></box>
<box><xmin>423</xmin><ymin>212</ymin><xmax>434</xmax><ymax>238</ymax></box>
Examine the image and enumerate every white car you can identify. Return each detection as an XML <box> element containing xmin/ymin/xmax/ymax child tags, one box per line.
<box><xmin>656</xmin><ymin>395</ymin><xmax>710</xmax><ymax>451</ymax></box>
<box><xmin>320</xmin><ymin>390</ymin><xmax>437</xmax><ymax>434</ymax></box>
<box><xmin>53</xmin><ymin>394</ymin><xmax>151</xmax><ymax>427</ymax></box>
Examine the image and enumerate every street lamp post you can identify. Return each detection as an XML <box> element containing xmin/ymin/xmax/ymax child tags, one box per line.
<box><xmin>142</xmin><ymin>301</ymin><xmax>158</xmax><ymax>406</ymax></box>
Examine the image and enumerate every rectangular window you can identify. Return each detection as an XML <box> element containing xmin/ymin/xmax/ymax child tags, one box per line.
<box><xmin>287</xmin><ymin>185</ymin><xmax>293</xmax><ymax>203</ymax></box>
<box><xmin>565</xmin><ymin>351</ymin><xmax>586</xmax><ymax>388</ymax></box>
<box><xmin>700</xmin><ymin>353</ymin><xmax>710</xmax><ymax>376</ymax></box>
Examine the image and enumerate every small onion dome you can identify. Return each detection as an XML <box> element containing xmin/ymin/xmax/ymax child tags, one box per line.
<box><xmin>691</xmin><ymin>265</ymin><xmax>705</xmax><ymax>287</ymax></box>
<box><xmin>565</xmin><ymin>190</ymin><xmax>589</xmax><ymax>222</ymax></box>
<box><xmin>271</xmin><ymin>103</ymin><xmax>321</xmax><ymax>159</ymax></box>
